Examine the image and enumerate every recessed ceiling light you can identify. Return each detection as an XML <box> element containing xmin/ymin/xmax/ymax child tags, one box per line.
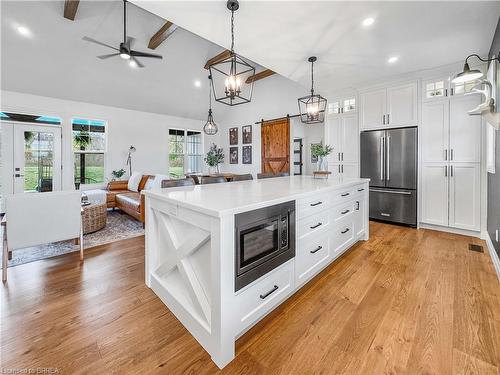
<box><xmin>16</xmin><ymin>25</ymin><xmax>30</xmax><ymax>37</ymax></box>
<box><xmin>388</xmin><ymin>56</ymin><xmax>399</xmax><ymax>64</ymax></box>
<box><xmin>362</xmin><ymin>17</ymin><xmax>375</xmax><ymax>27</ymax></box>
<box><xmin>194</xmin><ymin>80</ymin><xmax>202</xmax><ymax>88</ymax></box>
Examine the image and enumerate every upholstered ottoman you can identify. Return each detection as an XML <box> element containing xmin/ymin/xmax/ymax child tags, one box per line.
<box><xmin>82</xmin><ymin>203</ymin><xmax>107</xmax><ymax>234</ymax></box>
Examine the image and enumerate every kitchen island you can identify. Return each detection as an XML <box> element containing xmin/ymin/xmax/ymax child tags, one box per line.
<box><xmin>143</xmin><ymin>176</ymin><xmax>369</xmax><ymax>369</ymax></box>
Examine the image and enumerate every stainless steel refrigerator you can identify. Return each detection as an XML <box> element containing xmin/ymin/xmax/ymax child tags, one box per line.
<box><xmin>360</xmin><ymin>127</ymin><xmax>417</xmax><ymax>227</ymax></box>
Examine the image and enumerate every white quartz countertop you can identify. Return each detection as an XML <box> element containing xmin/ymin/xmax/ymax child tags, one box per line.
<box><xmin>144</xmin><ymin>176</ymin><xmax>369</xmax><ymax>217</ymax></box>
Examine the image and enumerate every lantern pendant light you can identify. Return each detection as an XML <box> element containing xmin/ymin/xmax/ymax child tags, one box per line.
<box><xmin>298</xmin><ymin>56</ymin><xmax>327</xmax><ymax>124</ymax></box>
<box><xmin>203</xmin><ymin>75</ymin><xmax>218</xmax><ymax>135</ymax></box>
<box><xmin>209</xmin><ymin>0</ymin><xmax>255</xmax><ymax>106</ymax></box>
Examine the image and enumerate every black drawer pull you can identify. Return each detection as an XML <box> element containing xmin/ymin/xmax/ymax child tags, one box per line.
<box><xmin>310</xmin><ymin>201</ymin><xmax>323</xmax><ymax>207</ymax></box>
<box><xmin>357</xmin><ymin>188</ymin><xmax>364</xmax><ymax>192</ymax></box>
<box><xmin>341</xmin><ymin>192</ymin><xmax>350</xmax><ymax>197</ymax></box>
<box><xmin>341</xmin><ymin>209</ymin><xmax>350</xmax><ymax>215</ymax></box>
<box><xmin>260</xmin><ymin>285</ymin><xmax>279</xmax><ymax>299</ymax></box>
<box><xmin>310</xmin><ymin>222</ymin><xmax>322</xmax><ymax>229</ymax></box>
<box><xmin>341</xmin><ymin>228</ymin><xmax>350</xmax><ymax>234</ymax></box>
<box><xmin>310</xmin><ymin>245</ymin><xmax>322</xmax><ymax>254</ymax></box>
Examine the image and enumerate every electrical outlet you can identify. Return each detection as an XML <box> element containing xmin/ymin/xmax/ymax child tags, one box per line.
<box><xmin>496</xmin><ymin>229</ymin><xmax>499</xmax><ymax>243</ymax></box>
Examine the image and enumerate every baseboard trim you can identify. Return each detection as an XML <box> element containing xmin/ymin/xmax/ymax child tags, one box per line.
<box><xmin>419</xmin><ymin>223</ymin><xmax>481</xmax><ymax>238</ymax></box>
<box><xmin>485</xmin><ymin>233</ymin><xmax>500</xmax><ymax>283</ymax></box>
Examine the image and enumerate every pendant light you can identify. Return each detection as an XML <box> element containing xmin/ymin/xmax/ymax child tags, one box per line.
<box><xmin>452</xmin><ymin>53</ymin><xmax>499</xmax><ymax>84</ymax></box>
<box><xmin>209</xmin><ymin>0</ymin><xmax>255</xmax><ymax>106</ymax></box>
<box><xmin>203</xmin><ymin>75</ymin><xmax>218</xmax><ymax>135</ymax></box>
<box><xmin>298</xmin><ymin>56</ymin><xmax>327</xmax><ymax>124</ymax></box>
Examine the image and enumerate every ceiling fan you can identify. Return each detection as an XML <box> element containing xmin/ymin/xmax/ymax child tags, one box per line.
<box><xmin>82</xmin><ymin>0</ymin><xmax>162</xmax><ymax>68</ymax></box>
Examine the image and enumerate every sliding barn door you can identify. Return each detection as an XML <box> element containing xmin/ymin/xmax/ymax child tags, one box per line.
<box><xmin>261</xmin><ymin>118</ymin><xmax>290</xmax><ymax>174</ymax></box>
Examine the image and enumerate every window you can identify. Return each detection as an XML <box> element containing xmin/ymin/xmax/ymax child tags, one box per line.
<box><xmin>169</xmin><ymin>129</ymin><xmax>202</xmax><ymax>178</ymax></box>
<box><xmin>72</xmin><ymin>118</ymin><xmax>106</xmax><ymax>187</ymax></box>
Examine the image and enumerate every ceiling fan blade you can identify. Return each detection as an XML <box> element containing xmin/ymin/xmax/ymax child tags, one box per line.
<box><xmin>130</xmin><ymin>56</ymin><xmax>144</xmax><ymax>68</ymax></box>
<box><xmin>130</xmin><ymin>50</ymin><xmax>163</xmax><ymax>59</ymax></box>
<box><xmin>97</xmin><ymin>53</ymin><xmax>120</xmax><ymax>59</ymax></box>
<box><xmin>82</xmin><ymin>36</ymin><xmax>119</xmax><ymax>52</ymax></box>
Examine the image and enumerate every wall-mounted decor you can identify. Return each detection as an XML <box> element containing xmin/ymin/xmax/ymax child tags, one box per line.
<box><xmin>229</xmin><ymin>127</ymin><xmax>238</xmax><ymax>145</ymax></box>
<box><xmin>242</xmin><ymin>145</ymin><xmax>252</xmax><ymax>164</ymax></box>
<box><xmin>229</xmin><ymin>146</ymin><xmax>238</xmax><ymax>164</ymax></box>
<box><xmin>242</xmin><ymin>125</ymin><xmax>252</xmax><ymax>144</ymax></box>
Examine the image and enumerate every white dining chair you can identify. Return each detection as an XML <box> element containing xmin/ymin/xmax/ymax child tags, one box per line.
<box><xmin>2</xmin><ymin>191</ymin><xmax>83</xmax><ymax>282</ymax></box>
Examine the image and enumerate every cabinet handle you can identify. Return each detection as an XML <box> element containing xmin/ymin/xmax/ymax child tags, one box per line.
<box><xmin>260</xmin><ymin>285</ymin><xmax>279</xmax><ymax>299</ymax></box>
<box><xmin>383</xmin><ymin>114</ymin><xmax>386</xmax><ymax>125</ymax></box>
<box><xmin>341</xmin><ymin>228</ymin><xmax>350</xmax><ymax>234</ymax></box>
<box><xmin>445</xmin><ymin>88</ymin><xmax>448</xmax><ymax>97</ymax></box>
<box><xmin>341</xmin><ymin>192</ymin><xmax>350</xmax><ymax>197</ymax></box>
<box><xmin>339</xmin><ymin>165</ymin><xmax>341</xmax><ymax>173</ymax></box>
<box><xmin>310</xmin><ymin>245</ymin><xmax>322</xmax><ymax>254</ymax></box>
<box><xmin>357</xmin><ymin>188</ymin><xmax>364</xmax><ymax>192</ymax></box>
<box><xmin>444</xmin><ymin>149</ymin><xmax>448</xmax><ymax>161</ymax></box>
<box><xmin>338</xmin><ymin>152</ymin><xmax>341</xmax><ymax>161</ymax></box>
<box><xmin>451</xmin><ymin>88</ymin><xmax>454</xmax><ymax>96</ymax></box>
<box><xmin>356</xmin><ymin>201</ymin><xmax>360</xmax><ymax>210</ymax></box>
<box><xmin>342</xmin><ymin>164</ymin><xmax>344</xmax><ymax>173</ymax></box>
<box><xmin>341</xmin><ymin>209</ymin><xmax>350</xmax><ymax>215</ymax></box>
<box><xmin>310</xmin><ymin>201</ymin><xmax>323</xmax><ymax>207</ymax></box>
<box><xmin>451</xmin><ymin>165</ymin><xmax>453</xmax><ymax>177</ymax></box>
<box><xmin>445</xmin><ymin>166</ymin><xmax>447</xmax><ymax>177</ymax></box>
<box><xmin>387</xmin><ymin>114</ymin><xmax>390</xmax><ymax>124</ymax></box>
<box><xmin>341</xmin><ymin>152</ymin><xmax>344</xmax><ymax>161</ymax></box>
<box><xmin>450</xmin><ymin>149</ymin><xmax>454</xmax><ymax>161</ymax></box>
<box><xmin>310</xmin><ymin>222</ymin><xmax>323</xmax><ymax>229</ymax></box>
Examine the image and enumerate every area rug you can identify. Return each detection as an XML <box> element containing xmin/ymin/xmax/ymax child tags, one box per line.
<box><xmin>3</xmin><ymin>210</ymin><xmax>144</xmax><ymax>267</ymax></box>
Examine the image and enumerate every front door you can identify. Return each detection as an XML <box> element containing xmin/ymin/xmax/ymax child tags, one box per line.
<box><xmin>261</xmin><ymin>118</ymin><xmax>290</xmax><ymax>174</ymax></box>
<box><xmin>13</xmin><ymin>124</ymin><xmax>62</xmax><ymax>193</ymax></box>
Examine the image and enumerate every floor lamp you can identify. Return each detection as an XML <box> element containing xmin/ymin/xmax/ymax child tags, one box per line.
<box><xmin>126</xmin><ymin>146</ymin><xmax>136</xmax><ymax>176</ymax></box>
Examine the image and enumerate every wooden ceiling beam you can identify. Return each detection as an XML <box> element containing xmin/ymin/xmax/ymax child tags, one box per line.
<box><xmin>204</xmin><ymin>49</ymin><xmax>232</xmax><ymax>70</ymax></box>
<box><xmin>246</xmin><ymin>69</ymin><xmax>276</xmax><ymax>84</ymax></box>
<box><xmin>148</xmin><ymin>21</ymin><xmax>177</xmax><ymax>50</ymax></box>
<box><xmin>63</xmin><ymin>0</ymin><xmax>80</xmax><ymax>21</ymax></box>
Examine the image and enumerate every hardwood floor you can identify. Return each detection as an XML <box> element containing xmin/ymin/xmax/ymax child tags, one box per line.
<box><xmin>1</xmin><ymin>222</ymin><xmax>500</xmax><ymax>374</ymax></box>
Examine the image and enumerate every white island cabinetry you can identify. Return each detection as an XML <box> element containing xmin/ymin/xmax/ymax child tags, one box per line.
<box><xmin>144</xmin><ymin>176</ymin><xmax>369</xmax><ymax>369</ymax></box>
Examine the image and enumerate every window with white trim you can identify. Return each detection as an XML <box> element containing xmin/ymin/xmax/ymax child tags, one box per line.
<box><xmin>169</xmin><ymin>129</ymin><xmax>202</xmax><ymax>178</ymax></box>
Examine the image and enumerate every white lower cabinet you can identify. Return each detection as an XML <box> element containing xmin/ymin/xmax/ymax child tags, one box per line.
<box><xmin>330</xmin><ymin>216</ymin><xmax>355</xmax><ymax>258</ymax></box>
<box><xmin>449</xmin><ymin>163</ymin><xmax>480</xmax><ymax>231</ymax></box>
<box><xmin>296</xmin><ymin>228</ymin><xmax>330</xmax><ymax>287</ymax></box>
<box><xmin>354</xmin><ymin>195</ymin><xmax>367</xmax><ymax>238</ymax></box>
<box><xmin>421</xmin><ymin>163</ymin><xmax>480</xmax><ymax>231</ymax></box>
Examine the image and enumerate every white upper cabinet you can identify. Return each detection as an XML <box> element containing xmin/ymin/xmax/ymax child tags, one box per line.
<box><xmin>360</xmin><ymin>88</ymin><xmax>386</xmax><ymax>129</ymax></box>
<box><xmin>449</xmin><ymin>95</ymin><xmax>481</xmax><ymax>163</ymax></box>
<box><xmin>422</xmin><ymin>77</ymin><xmax>450</xmax><ymax>102</ymax></box>
<box><xmin>422</xmin><ymin>100</ymin><xmax>449</xmax><ymax>163</ymax></box>
<box><xmin>449</xmin><ymin>163</ymin><xmax>480</xmax><ymax>231</ymax></box>
<box><xmin>328</xmin><ymin>96</ymin><xmax>357</xmax><ymax>115</ymax></box>
<box><xmin>341</xmin><ymin>114</ymin><xmax>359</xmax><ymax>163</ymax></box>
<box><xmin>386</xmin><ymin>82</ymin><xmax>418</xmax><ymax>127</ymax></box>
<box><xmin>326</xmin><ymin>115</ymin><xmax>342</xmax><ymax>163</ymax></box>
<box><xmin>360</xmin><ymin>81</ymin><xmax>418</xmax><ymax>130</ymax></box>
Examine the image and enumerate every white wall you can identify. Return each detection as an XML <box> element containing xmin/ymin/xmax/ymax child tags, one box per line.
<box><xmin>1</xmin><ymin>90</ymin><xmax>218</xmax><ymax>195</ymax></box>
<box><xmin>216</xmin><ymin>74</ymin><xmax>326</xmax><ymax>176</ymax></box>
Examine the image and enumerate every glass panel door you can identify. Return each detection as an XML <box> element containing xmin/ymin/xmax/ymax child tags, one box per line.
<box><xmin>13</xmin><ymin>124</ymin><xmax>61</xmax><ymax>193</ymax></box>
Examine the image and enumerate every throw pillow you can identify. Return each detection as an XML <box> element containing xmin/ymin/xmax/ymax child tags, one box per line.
<box><xmin>128</xmin><ymin>171</ymin><xmax>142</xmax><ymax>192</ymax></box>
<box><xmin>153</xmin><ymin>174</ymin><xmax>169</xmax><ymax>189</ymax></box>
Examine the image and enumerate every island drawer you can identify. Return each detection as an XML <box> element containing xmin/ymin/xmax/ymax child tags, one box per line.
<box><xmin>296</xmin><ymin>230</ymin><xmax>330</xmax><ymax>286</ymax></box>
<box><xmin>331</xmin><ymin>187</ymin><xmax>355</xmax><ymax>204</ymax></box>
<box><xmin>331</xmin><ymin>216</ymin><xmax>355</xmax><ymax>258</ymax></box>
<box><xmin>297</xmin><ymin>209</ymin><xmax>330</xmax><ymax>239</ymax></box>
<box><xmin>331</xmin><ymin>200</ymin><xmax>355</xmax><ymax>223</ymax></box>
<box><xmin>235</xmin><ymin>260</ymin><xmax>294</xmax><ymax>333</ymax></box>
<box><xmin>297</xmin><ymin>192</ymin><xmax>330</xmax><ymax>219</ymax></box>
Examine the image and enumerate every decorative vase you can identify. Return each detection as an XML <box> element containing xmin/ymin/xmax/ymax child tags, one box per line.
<box><xmin>209</xmin><ymin>165</ymin><xmax>219</xmax><ymax>175</ymax></box>
<box><xmin>317</xmin><ymin>156</ymin><xmax>327</xmax><ymax>171</ymax></box>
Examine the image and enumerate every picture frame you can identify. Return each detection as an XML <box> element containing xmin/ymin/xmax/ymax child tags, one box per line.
<box><xmin>242</xmin><ymin>125</ymin><xmax>252</xmax><ymax>144</ymax></box>
<box><xmin>229</xmin><ymin>147</ymin><xmax>238</xmax><ymax>164</ymax></box>
<box><xmin>229</xmin><ymin>127</ymin><xmax>238</xmax><ymax>145</ymax></box>
<box><xmin>242</xmin><ymin>145</ymin><xmax>252</xmax><ymax>164</ymax></box>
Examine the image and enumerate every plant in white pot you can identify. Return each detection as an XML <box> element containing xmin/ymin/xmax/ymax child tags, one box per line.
<box><xmin>311</xmin><ymin>143</ymin><xmax>333</xmax><ymax>172</ymax></box>
<box><xmin>205</xmin><ymin>143</ymin><xmax>224</xmax><ymax>174</ymax></box>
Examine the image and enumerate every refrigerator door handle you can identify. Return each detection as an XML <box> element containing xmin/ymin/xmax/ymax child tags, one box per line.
<box><xmin>380</xmin><ymin>137</ymin><xmax>385</xmax><ymax>181</ymax></box>
<box><xmin>369</xmin><ymin>188</ymin><xmax>413</xmax><ymax>195</ymax></box>
<box><xmin>386</xmin><ymin>135</ymin><xmax>390</xmax><ymax>181</ymax></box>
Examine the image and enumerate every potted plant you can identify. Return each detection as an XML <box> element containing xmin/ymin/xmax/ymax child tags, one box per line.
<box><xmin>111</xmin><ymin>169</ymin><xmax>126</xmax><ymax>181</ymax></box>
<box><xmin>311</xmin><ymin>143</ymin><xmax>333</xmax><ymax>171</ymax></box>
<box><xmin>204</xmin><ymin>143</ymin><xmax>224</xmax><ymax>174</ymax></box>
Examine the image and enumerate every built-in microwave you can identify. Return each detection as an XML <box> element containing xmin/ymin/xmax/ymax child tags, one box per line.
<box><xmin>234</xmin><ymin>201</ymin><xmax>295</xmax><ymax>291</ymax></box>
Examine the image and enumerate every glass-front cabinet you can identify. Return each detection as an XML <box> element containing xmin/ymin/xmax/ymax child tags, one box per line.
<box><xmin>327</xmin><ymin>96</ymin><xmax>356</xmax><ymax>115</ymax></box>
<box><xmin>423</xmin><ymin>76</ymin><xmax>479</xmax><ymax>102</ymax></box>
